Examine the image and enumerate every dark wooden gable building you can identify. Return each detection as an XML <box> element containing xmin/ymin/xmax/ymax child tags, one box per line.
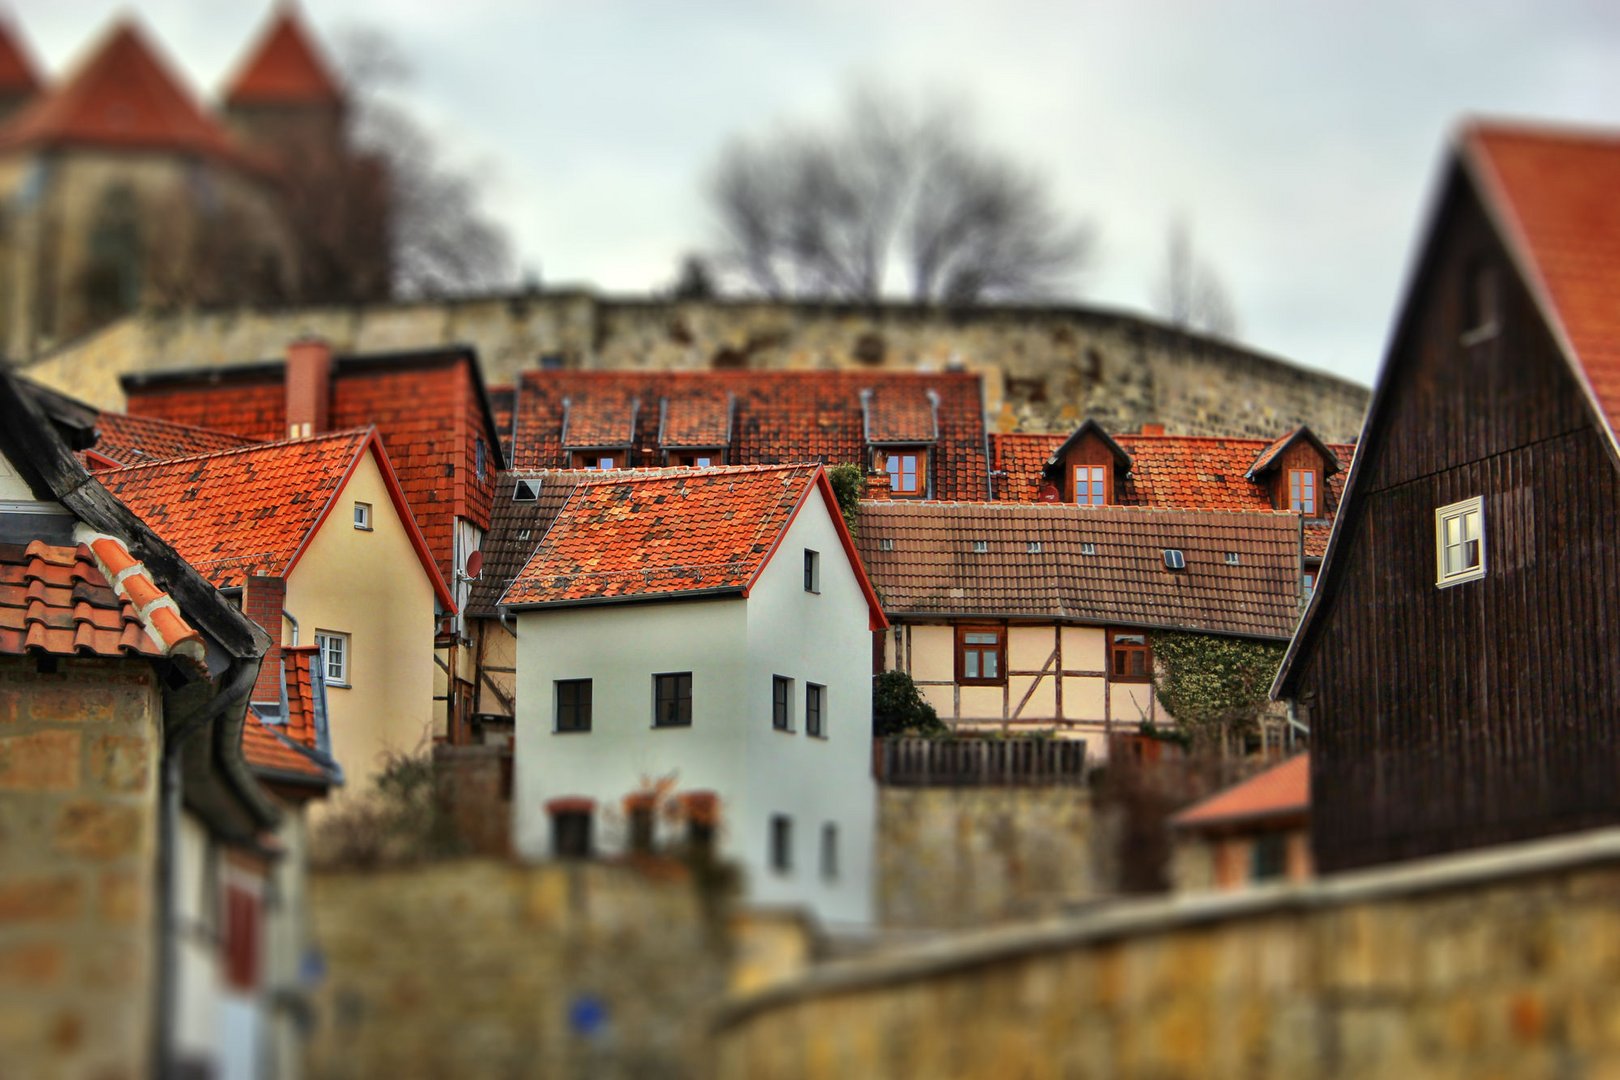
<box><xmin>1275</xmin><ymin>121</ymin><xmax>1620</xmax><ymax>873</ymax></box>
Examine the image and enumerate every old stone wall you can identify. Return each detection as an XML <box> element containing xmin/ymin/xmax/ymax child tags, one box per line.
<box><xmin>0</xmin><ymin>655</ymin><xmax>163</xmax><ymax>1079</ymax></box>
<box><xmin>876</xmin><ymin>786</ymin><xmax>1104</xmax><ymax>928</ymax></box>
<box><xmin>304</xmin><ymin>858</ymin><xmax>733</xmax><ymax>1080</ymax></box>
<box><xmin>23</xmin><ymin>292</ymin><xmax>1368</xmax><ymax>443</ymax></box>
<box><xmin>713</xmin><ymin>827</ymin><xmax>1620</xmax><ymax>1079</ymax></box>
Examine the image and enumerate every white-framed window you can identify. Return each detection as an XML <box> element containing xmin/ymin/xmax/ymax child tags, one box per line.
<box><xmin>315</xmin><ymin>631</ymin><xmax>350</xmax><ymax>687</ymax></box>
<box><xmin>352</xmin><ymin>502</ymin><xmax>372</xmax><ymax>530</ymax></box>
<box><xmin>1435</xmin><ymin>496</ymin><xmax>1485</xmax><ymax>587</ymax></box>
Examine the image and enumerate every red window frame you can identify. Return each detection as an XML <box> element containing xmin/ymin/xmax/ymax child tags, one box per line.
<box><xmin>955</xmin><ymin>624</ymin><xmax>1006</xmax><ymax>685</ymax></box>
<box><xmin>1109</xmin><ymin>629</ymin><xmax>1152</xmax><ymax>682</ymax></box>
<box><xmin>1288</xmin><ymin>469</ymin><xmax>1318</xmax><ymax>516</ymax></box>
<box><xmin>886</xmin><ymin>452</ymin><xmax>926</xmax><ymax>497</ymax></box>
<box><xmin>1073</xmin><ymin>465</ymin><xmax>1106</xmax><ymax>506</ymax></box>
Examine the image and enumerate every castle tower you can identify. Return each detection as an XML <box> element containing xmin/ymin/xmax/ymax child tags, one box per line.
<box><xmin>221</xmin><ymin>3</ymin><xmax>346</xmax><ymax>159</ymax></box>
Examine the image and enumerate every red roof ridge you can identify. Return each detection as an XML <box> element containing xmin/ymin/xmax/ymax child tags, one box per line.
<box><xmin>860</xmin><ymin>498</ymin><xmax>1304</xmax><ymax>517</ymax></box>
<box><xmin>223</xmin><ymin>4</ymin><xmax>344</xmax><ymax>107</ymax></box>
<box><xmin>570</xmin><ymin>461</ymin><xmax>821</xmax><ymax>488</ymax></box>
<box><xmin>105</xmin><ymin>426</ymin><xmax>371</xmax><ymax>476</ymax></box>
<box><xmin>73</xmin><ymin>529</ymin><xmax>206</xmax><ymax>664</ymax></box>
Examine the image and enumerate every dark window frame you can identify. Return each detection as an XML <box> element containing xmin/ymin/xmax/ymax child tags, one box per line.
<box><xmin>821</xmin><ymin>822</ymin><xmax>839</xmax><ymax>881</ymax></box>
<box><xmin>1251</xmin><ymin>831</ymin><xmax>1287</xmax><ymax>881</ymax></box>
<box><xmin>954</xmin><ymin>624</ymin><xmax>1006</xmax><ymax>686</ymax></box>
<box><xmin>653</xmin><ymin>672</ymin><xmax>693</xmax><ymax>728</ymax></box>
<box><xmin>772</xmin><ymin>674</ymin><xmax>793</xmax><ymax>732</ymax></box>
<box><xmin>806</xmin><ymin>683</ymin><xmax>826</xmax><ymax>738</ymax></box>
<box><xmin>1109</xmin><ymin>629</ymin><xmax>1152</xmax><ymax>682</ymax></box>
<box><xmin>803</xmin><ymin>549</ymin><xmax>820</xmax><ymax>593</ymax></box>
<box><xmin>552</xmin><ymin>811</ymin><xmax>593</xmax><ymax>859</ymax></box>
<box><xmin>770</xmin><ymin>814</ymin><xmax>793</xmax><ymax>873</ymax></box>
<box><xmin>555</xmin><ymin>678</ymin><xmax>593</xmax><ymax>733</ymax></box>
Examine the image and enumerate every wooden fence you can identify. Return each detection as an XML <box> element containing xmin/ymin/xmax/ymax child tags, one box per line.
<box><xmin>873</xmin><ymin>737</ymin><xmax>1089</xmax><ymax>787</ymax></box>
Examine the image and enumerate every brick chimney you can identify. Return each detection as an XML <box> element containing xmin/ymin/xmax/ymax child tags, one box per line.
<box><xmin>1141</xmin><ymin>423</ymin><xmax>1166</xmax><ymax>436</ymax></box>
<box><xmin>242</xmin><ymin>574</ymin><xmax>288</xmax><ymax>704</ymax></box>
<box><xmin>285</xmin><ymin>337</ymin><xmax>332</xmax><ymax>438</ymax></box>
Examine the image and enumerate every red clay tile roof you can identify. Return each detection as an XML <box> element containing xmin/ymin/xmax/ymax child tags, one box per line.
<box><xmin>242</xmin><ymin>711</ymin><xmax>327</xmax><ymax>781</ymax></box>
<box><xmin>0</xmin><ymin>20</ymin><xmax>260</xmax><ymax>170</ymax></box>
<box><xmin>862</xmin><ymin>385</ymin><xmax>937</xmax><ymax>443</ymax></box>
<box><xmin>0</xmin><ymin>537</ymin><xmax>204</xmax><ymax>662</ymax></box>
<box><xmin>121</xmin><ymin>349</ymin><xmax>502</xmax><ymax>586</ymax></box>
<box><xmin>1172</xmin><ymin>753</ymin><xmax>1310</xmax><ymax>830</ymax></box>
<box><xmin>242</xmin><ymin>645</ymin><xmax>332</xmax><ymax>784</ymax></box>
<box><xmin>501</xmin><ymin>464</ymin><xmax>887</xmax><ymax>627</ymax></box>
<box><xmin>509</xmin><ymin>370</ymin><xmax>988</xmax><ymax>500</ymax></box>
<box><xmin>1465</xmin><ymin>122</ymin><xmax>1620</xmax><ymax>442</ymax></box>
<box><xmin>223</xmin><ymin>7</ymin><xmax>343</xmax><ymax>107</ymax></box>
<box><xmin>562</xmin><ymin>391</ymin><xmax>640</xmax><ymax>448</ymax></box>
<box><xmin>991</xmin><ymin>430</ymin><xmax>1353</xmax><ymax>517</ymax></box>
<box><xmin>0</xmin><ymin>15</ymin><xmax>41</xmax><ymax>96</ymax></box>
<box><xmin>1246</xmin><ymin>427</ymin><xmax>1342</xmax><ymax>479</ymax></box>
<box><xmin>489</xmin><ymin>384</ymin><xmax>516</xmax><ymax>461</ymax></box>
<box><xmin>86</xmin><ymin>411</ymin><xmax>258</xmax><ymax>468</ymax></box>
<box><xmin>659</xmin><ymin>391</ymin><xmax>733</xmax><ymax>448</ymax></box>
<box><xmin>856</xmin><ymin>502</ymin><xmax>1304</xmax><ymax>639</ymax></box>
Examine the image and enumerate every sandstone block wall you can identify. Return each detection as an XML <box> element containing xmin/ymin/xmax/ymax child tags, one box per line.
<box><xmin>876</xmin><ymin>786</ymin><xmax>1103</xmax><ymax>928</ymax></box>
<box><xmin>712</xmin><ymin>828</ymin><xmax>1620</xmax><ymax>1079</ymax></box>
<box><xmin>0</xmin><ymin>655</ymin><xmax>163</xmax><ymax>1080</ymax></box>
<box><xmin>304</xmin><ymin>858</ymin><xmax>732</xmax><ymax>1080</ymax></box>
<box><xmin>24</xmin><ymin>293</ymin><xmax>1368</xmax><ymax>444</ymax></box>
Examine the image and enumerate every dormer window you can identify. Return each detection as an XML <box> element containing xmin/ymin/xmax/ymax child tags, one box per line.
<box><xmin>574</xmin><ymin>452</ymin><xmax>619</xmax><ymax>471</ymax></box>
<box><xmin>1074</xmin><ymin>466</ymin><xmax>1106</xmax><ymax>506</ymax></box>
<box><xmin>673</xmin><ymin>451</ymin><xmax>721</xmax><ymax>468</ymax></box>
<box><xmin>1289</xmin><ymin>469</ymin><xmax>1318</xmax><ymax>516</ymax></box>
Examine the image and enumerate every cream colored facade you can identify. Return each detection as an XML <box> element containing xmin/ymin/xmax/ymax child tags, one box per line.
<box><xmin>880</xmin><ymin>621</ymin><xmax>1158</xmax><ymax>758</ymax></box>
<box><xmin>282</xmin><ymin>450</ymin><xmax>439</xmax><ymax>801</ymax></box>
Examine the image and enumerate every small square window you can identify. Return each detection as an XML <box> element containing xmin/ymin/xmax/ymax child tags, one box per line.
<box><xmin>772</xmin><ymin>675</ymin><xmax>793</xmax><ymax>731</ymax></box>
<box><xmin>1435</xmin><ymin>496</ymin><xmax>1485</xmax><ymax>587</ymax></box>
<box><xmin>770</xmin><ymin>814</ymin><xmax>792</xmax><ymax>873</ymax></box>
<box><xmin>654</xmin><ymin>672</ymin><xmax>693</xmax><ymax>727</ymax></box>
<box><xmin>1225</xmin><ymin>552</ymin><xmax>1240</xmax><ymax>565</ymax></box>
<box><xmin>879</xmin><ymin>538</ymin><xmax>895</xmax><ymax>552</ymax></box>
<box><xmin>556</xmin><ymin>679</ymin><xmax>592</xmax><ymax>733</ymax></box>
<box><xmin>956</xmin><ymin>625</ymin><xmax>1004</xmax><ymax>685</ymax></box>
<box><xmin>1081</xmin><ymin>542</ymin><xmax>1096</xmax><ymax>556</ymax></box>
<box><xmin>821</xmin><ymin>823</ymin><xmax>839</xmax><ymax>881</ymax></box>
<box><xmin>352</xmin><ymin>502</ymin><xmax>372</xmax><ymax>530</ymax></box>
<box><xmin>972</xmin><ymin>540</ymin><xmax>988</xmax><ymax>554</ymax></box>
<box><xmin>314</xmin><ymin>631</ymin><xmax>349</xmax><ymax>687</ymax></box>
<box><xmin>806</xmin><ymin>683</ymin><xmax>825</xmax><ymax>738</ymax></box>
<box><xmin>1109</xmin><ymin>630</ymin><xmax>1151</xmax><ymax>682</ymax></box>
<box><xmin>514</xmin><ymin>478</ymin><xmax>540</xmax><ymax>501</ymax></box>
<box><xmin>803</xmin><ymin>549</ymin><xmax>820</xmax><ymax>593</ymax></box>
<box><xmin>1163</xmin><ymin>549</ymin><xmax>1186</xmax><ymax>570</ymax></box>
<box><xmin>1027</xmin><ymin>541</ymin><xmax>1043</xmax><ymax>554</ymax></box>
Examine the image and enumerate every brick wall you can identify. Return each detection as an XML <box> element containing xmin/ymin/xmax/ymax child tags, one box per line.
<box><xmin>713</xmin><ymin>827</ymin><xmax>1620</xmax><ymax>1079</ymax></box>
<box><xmin>242</xmin><ymin>574</ymin><xmax>286</xmax><ymax>705</ymax></box>
<box><xmin>0</xmin><ymin>655</ymin><xmax>163</xmax><ymax>1079</ymax></box>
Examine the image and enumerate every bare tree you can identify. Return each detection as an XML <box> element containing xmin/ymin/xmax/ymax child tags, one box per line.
<box><xmin>707</xmin><ymin>87</ymin><xmax>1092</xmax><ymax>305</ymax></box>
<box><xmin>333</xmin><ymin>27</ymin><xmax>513</xmax><ymax>299</ymax></box>
<box><xmin>1152</xmin><ymin>217</ymin><xmax>1238</xmax><ymax>338</ymax></box>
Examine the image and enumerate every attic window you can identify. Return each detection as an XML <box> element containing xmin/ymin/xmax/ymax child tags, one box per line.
<box><xmin>514</xmin><ymin>478</ymin><xmax>540</xmax><ymax>501</ymax></box>
<box><xmin>972</xmin><ymin>540</ymin><xmax>988</xmax><ymax>554</ymax></box>
<box><xmin>1163</xmin><ymin>549</ymin><xmax>1187</xmax><ymax>570</ymax></box>
<box><xmin>518</xmin><ymin>529</ymin><xmax>532</xmax><ymax>541</ymax></box>
<box><xmin>1027</xmin><ymin>541</ymin><xmax>1043</xmax><ymax>554</ymax></box>
<box><xmin>1461</xmin><ymin>257</ymin><xmax>1500</xmax><ymax>344</ymax></box>
<box><xmin>879</xmin><ymin>539</ymin><xmax>895</xmax><ymax>552</ymax></box>
<box><xmin>352</xmin><ymin>502</ymin><xmax>372</xmax><ymax>531</ymax></box>
<box><xmin>1081</xmin><ymin>543</ymin><xmax>1096</xmax><ymax>556</ymax></box>
<box><xmin>1224</xmin><ymin>552</ymin><xmax>1240</xmax><ymax>566</ymax></box>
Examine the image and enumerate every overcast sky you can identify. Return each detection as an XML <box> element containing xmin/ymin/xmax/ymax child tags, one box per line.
<box><xmin>13</xmin><ymin>1</ymin><xmax>1620</xmax><ymax>385</ymax></box>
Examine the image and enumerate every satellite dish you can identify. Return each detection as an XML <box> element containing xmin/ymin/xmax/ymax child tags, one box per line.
<box><xmin>464</xmin><ymin>549</ymin><xmax>484</xmax><ymax>581</ymax></box>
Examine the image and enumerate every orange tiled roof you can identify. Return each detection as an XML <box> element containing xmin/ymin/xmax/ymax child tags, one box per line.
<box><xmin>121</xmin><ymin>349</ymin><xmax>502</xmax><ymax>585</ymax></box>
<box><xmin>1465</xmin><ymin>122</ymin><xmax>1620</xmax><ymax>441</ymax></box>
<box><xmin>223</xmin><ymin>7</ymin><xmax>343</xmax><ymax>107</ymax></box>
<box><xmin>659</xmin><ymin>391</ymin><xmax>732</xmax><ymax>448</ymax></box>
<box><xmin>502</xmin><ymin>464</ymin><xmax>821</xmax><ymax>606</ymax></box>
<box><xmin>86</xmin><ymin>411</ymin><xmax>258</xmax><ymax>468</ymax></box>
<box><xmin>990</xmin><ymin>430</ymin><xmax>1353</xmax><ymax>522</ymax></box>
<box><xmin>0</xmin><ymin>20</ymin><xmax>260</xmax><ymax>170</ymax></box>
<box><xmin>0</xmin><ymin>538</ymin><xmax>203</xmax><ymax>662</ymax></box>
<box><xmin>509</xmin><ymin>370</ymin><xmax>988</xmax><ymax>500</ymax></box>
<box><xmin>99</xmin><ymin>430</ymin><xmax>369</xmax><ymax>588</ymax></box>
<box><xmin>242</xmin><ymin>645</ymin><xmax>331</xmax><ymax>783</ymax></box>
<box><xmin>863</xmin><ymin>385</ymin><xmax>937</xmax><ymax>443</ymax></box>
<box><xmin>0</xmin><ymin>15</ymin><xmax>41</xmax><ymax>96</ymax></box>
<box><xmin>562</xmin><ymin>391</ymin><xmax>639</xmax><ymax>448</ymax></box>
<box><xmin>1172</xmin><ymin>753</ymin><xmax>1310</xmax><ymax>830</ymax></box>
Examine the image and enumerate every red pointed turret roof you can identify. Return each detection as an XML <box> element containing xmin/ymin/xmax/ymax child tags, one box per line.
<box><xmin>0</xmin><ymin>19</ymin><xmax>258</xmax><ymax>168</ymax></box>
<box><xmin>0</xmin><ymin>13</ymin><xmax>42</xmax><ymax>97</ymax></box>
<box><xmin>224</xmin><ymin>6</ymin><xmax>343</xmax><ymax>107</ymax></box>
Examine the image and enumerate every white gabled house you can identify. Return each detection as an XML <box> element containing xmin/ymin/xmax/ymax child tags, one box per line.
<box><xmin>498</xmin><ymin>464</ymin><xmax>887</xmax><ymax>926</ymax></box>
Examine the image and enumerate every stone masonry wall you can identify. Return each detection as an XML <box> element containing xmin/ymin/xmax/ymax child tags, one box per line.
<box><xmin>712</xmin><ymin>828</ymin><xmax>1620</xmax><ymax>1079</ymax></box>
<box><xmin>0</xmin><ymin>655</ymin><xmax>163</xmax><ymax>1080</ymax></box>
<box><xmin>877</xmin><ymin>786</ymin><xmax>1103</xmax><ymax>928</ymax></box>
<box><xmin>23</xmin><ymin>293</ymin><xmax>1368</xmax><ymax>443</ymax></box>
<box><xmin>304</xmin><ymin>858</ymin><xmax>731</xmax><ymax>1080</ymax></box>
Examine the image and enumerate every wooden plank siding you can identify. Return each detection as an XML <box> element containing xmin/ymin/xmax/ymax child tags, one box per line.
<box><xmin>1295</xmin><ymin>171</ymin><xmax>1620</xmax><ymax>872</ymax></box>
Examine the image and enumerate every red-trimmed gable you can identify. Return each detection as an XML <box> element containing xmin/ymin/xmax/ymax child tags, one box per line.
<box><xmin>223</xmin><ymin>7</ymin><xmax>343</xmax><ymax>108</ymax></box>
<box><xmin>0</xmin><ymin>20</ymin><xmax>260</xmax><ymax>170</ymax></box>
<box><xmin>1464</xmin><ymin>122</ymin><xmax>1620</xmax><ymax>447</ymax></box>
<box><xmin>1172</xmin><ymin>753</ymin><xmax>1310</xmax><ymax>831</ymax></box>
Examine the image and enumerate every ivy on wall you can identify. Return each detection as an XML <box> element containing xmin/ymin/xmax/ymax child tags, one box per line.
<box><xmin>1150</xmin><ymin>631</ymin><xmax>1285</xmax><ymax>745</ymax></box>
<box><xmin>826</xmin><ymin>463</ymin><xmax>864</xmax><ymax>536</ymax></box>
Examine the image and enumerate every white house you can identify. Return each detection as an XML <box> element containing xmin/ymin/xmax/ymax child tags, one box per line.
<box><xmin>499</xmin><ymin>464</ymin><xmax>887</xmax><ymax>926</ymax></box>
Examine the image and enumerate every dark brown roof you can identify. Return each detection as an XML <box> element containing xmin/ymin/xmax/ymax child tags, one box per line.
<box><xmin>855</xmin><ymin>501</ymin><xmax>1303</xmax><ymax>639</ymax></box>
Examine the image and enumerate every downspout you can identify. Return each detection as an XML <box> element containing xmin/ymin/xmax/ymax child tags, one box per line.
<box><xmin>155</xmin><ymin>656</ymin><xmax>259</xmax><ymax>1080</ymax></box>
<box><xmin>283</xmin><ymin>609</ymin><xmax>300</xmax><ymax>647</ymax></box>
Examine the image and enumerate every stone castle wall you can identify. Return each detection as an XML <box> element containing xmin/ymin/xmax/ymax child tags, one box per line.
<box><xmin>22</xmin><ymin>292</ymin><xmax>1369</xmax><ymax>443</ymax></box>
<box><xmin>712</xmin><ymin>827</ymin><xmax>1620</xmax><ymax>1079</ymax></box>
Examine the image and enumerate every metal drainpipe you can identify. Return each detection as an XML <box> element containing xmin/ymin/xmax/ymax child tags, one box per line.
<box><xmin>154</xmin><ymin>657</ymin><xmax>258</xmax><ymax>1080</ymax></box>
<box><xmin>283</xmin><ymin>609</ymin><xmax>299</xmax><ymax>647</ymax></box>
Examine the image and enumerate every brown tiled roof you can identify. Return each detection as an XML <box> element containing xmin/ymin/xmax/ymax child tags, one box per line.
<box><xmin>562</xmin><ymin>391</ymin><xmax>639</xmax><ymax>448</ymax></box>
<box><xmin>0</xmin><ymin>538</ymin><xmax>204</xmax><ymax>662</ymax></box>
<box><xmin>508</xmin><ymin>370</ymin><xmax>988</xmax><ymax>500</ymax></box>
<box><xmin>659</xmin><ymin>391</ymin><xmax>732</xmax><ymax>448</ymax></box>
<box><xmin>990</xmin><ymin>429</ymin><xmax>1353</xmax><ymax>519</ymax></box>
<box><xmin>86</xmin><ymin>410</ymin><xmax>258</xmax><ymax>468</ymax></box>
<box><xmin>223</xmin><ymin>7</ymin><xmax>343</xmax><ymax>107</ymax></box>
<box><xmin>855</xmin><ymin>501</ymin><xmax>1303</xmax><ymax>639</ymax></box>
<box><xmin>0</xmin><ymin>14</ymin><xmax>41</xmax><ymax>96</ymax></box>
<box><xmin>0</xmin><ymin>20</ymin><xmax>261</xmax><ymax>171</ymax></box>
<box><xmin>862</xmin><ymin>385</ymin><xmax>937</xmax><ymax>443</ymax></box>
<box><xmin>1172</xmin><ymin>753</ymin><xmax>1309</xmax><ymax>830</ymax></box>
<box><xmin>1245</xmin><ymin>427</ymin><xmax>1342</xmax><ymax>479</ymax></box>
<box><xmin>1464</xmin><ymin>122</ymin><xmax>1620</xmax><ymax>443</ymax></box>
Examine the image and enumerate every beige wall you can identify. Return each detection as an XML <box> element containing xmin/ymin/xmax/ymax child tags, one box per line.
<box><xmin>1171</xmin><ymin>825</ymin><xmax>1314</xmax><ymax>893</ymax></box>
<box><xmin>713</xmin><ymin>828</ymin><xmax>1620</xmax><ymax>1079</ymax></box>
<box><xmin>285</xmin><ymin>451</ymin><xmax>438</xmax><ymax>800</ymax></box>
